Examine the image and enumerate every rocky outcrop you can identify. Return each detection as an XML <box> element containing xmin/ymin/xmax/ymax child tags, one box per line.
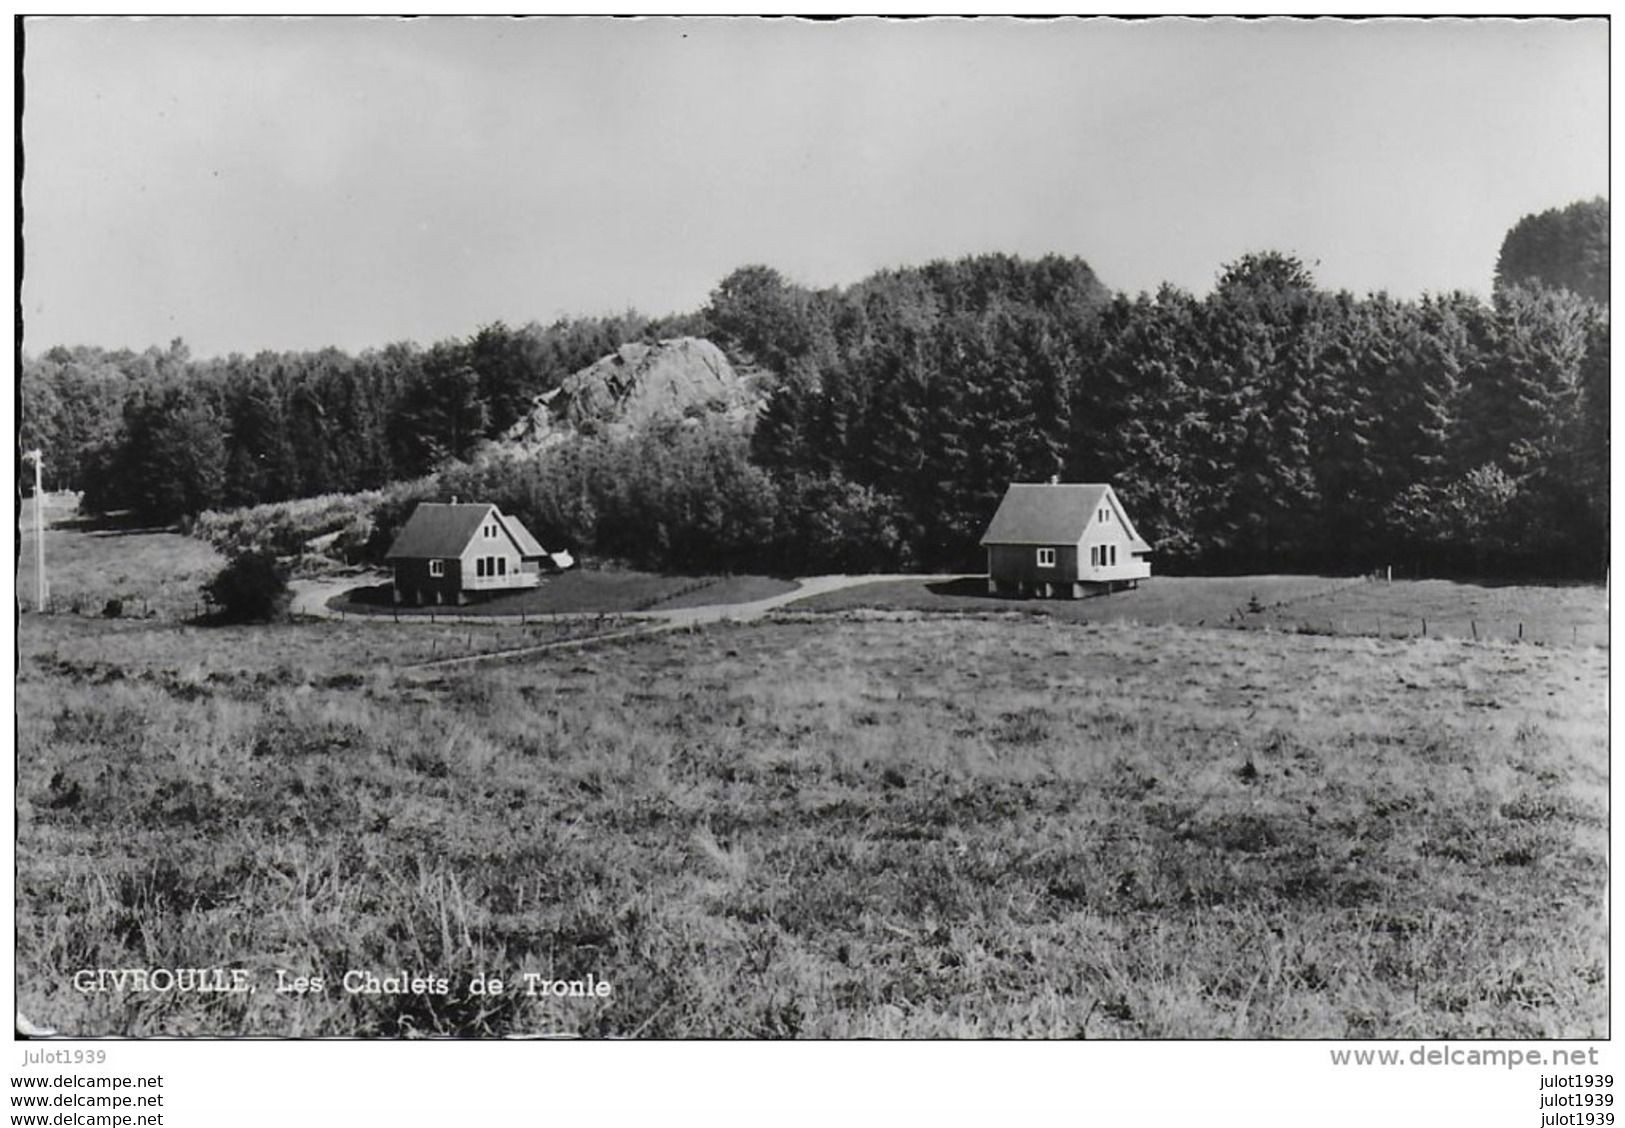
<box><xmin>496</xmin><ymin>337</ymin><xmax>763</xmax><ymax>454</ymax></box>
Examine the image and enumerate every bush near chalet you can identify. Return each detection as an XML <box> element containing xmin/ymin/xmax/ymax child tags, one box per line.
<box><xmin>204</xmin><ymin>552</ymin><xmax>290</xmax><ymax>623</ymax></box>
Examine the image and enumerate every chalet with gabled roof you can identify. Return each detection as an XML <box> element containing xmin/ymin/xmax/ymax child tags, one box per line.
<box><xmin>980</xmin><ymin>481</ymin><xmax>1152</xmax><ymax>597</ymax></box>
<box><xmin>384</xmin><ymin>501</ymin><xmax>569</xmax><ymax>605</ymax></box>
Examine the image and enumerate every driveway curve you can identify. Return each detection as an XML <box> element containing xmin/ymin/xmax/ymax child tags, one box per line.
<box><xmin>290</xmin><ymin>571</ymin><xmax>966</xmax><ymax>628</ymax></box>
<box><xmin>287</xmin><ymin>571</ymin><xmax>968</xmax><ymax>674</ymax></box>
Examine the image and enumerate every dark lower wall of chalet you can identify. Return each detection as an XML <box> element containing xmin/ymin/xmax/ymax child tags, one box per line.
<box><xmin>987</xmin><ymin>543</ymin><xmax>1080</xmax><ymax>585</ymax></box>
<box><xmin>392</xmin><ymin>559</ymin><xmax>464</xmax><ymax>604</ymax></box>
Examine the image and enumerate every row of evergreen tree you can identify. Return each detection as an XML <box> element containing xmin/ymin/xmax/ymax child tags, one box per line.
<box><xmin>373</xmin><ymin>242</ymin><xmax>1607</xmax><ymax>580</ymax></box>
<box><xmin>19</xmin><ymin>311</ymin><xmax>698</xmax><ymax>521</ymax></box>
<box><xmin>739</xmin><ymin>251</ymin><xmax>1607</xmax><ymax>576</ymax></box>
<box><xmin>20</xmin><ymin>198</ymin><xmax>1608</xmax><ymax>579</ymax></box>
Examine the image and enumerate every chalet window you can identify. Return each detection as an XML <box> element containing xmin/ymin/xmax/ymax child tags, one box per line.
<box><xmin>1037</xmin><ymin>548</ymin><xmax>1056</xmax><ymax>568</ymax></box>
<box><xmin>1109</xmin><ymin>545</ymin><xmax>1117</xmax><ymax>565</ymax></box>
<box><xmin>476</xmin><ymin>558</ymin><xmax>486</xmax><ymax>578</ymax></box>
<box><xmin>1089</xmin><ymin>546</ymin><xmax>1098</xmax><ymax>567</ymax></box>
<box><xmin>429</xmin><ymin>559</ymin><xmax>445</xmax><ymax>577</ymax></box>
<box><xmin>498</xmin><ymin>558</ymin><xmax>506</xmax><ymax>576</ymax></box>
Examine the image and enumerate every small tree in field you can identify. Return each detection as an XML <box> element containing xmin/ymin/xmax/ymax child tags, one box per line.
<box><xmin>204</xmin><ymin>551</ymin><xmax>289</xmax><ymax>623</ymax></box>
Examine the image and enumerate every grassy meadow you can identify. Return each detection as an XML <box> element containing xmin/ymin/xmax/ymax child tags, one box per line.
<box><xmin>800</xmin><ymin>574</ymin><xmax>1609</xmax><ymax>646</ymax></box>
<box><xmin>331</xmin><ymin>571</ymin><xmax>798</xmax><ymax>617</ymax></box>
<box><xmin>17</xmin><ymin>601</ymin><xmax>1608</xmax><ymax>1038</ymax></box>
<box><xmin>19</xmin><ymin>495</ymin><xmax>225</xmax><ymax>620</ymax></box>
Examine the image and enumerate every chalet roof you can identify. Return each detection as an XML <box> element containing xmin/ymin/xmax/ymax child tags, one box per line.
<box><xmin>501</xmin><ymin>513</ymin><xmax>548</xmax><ymax>558</ymax></box>
<box><xmin>385</xmin><ymin>503</ymin><xmax>497</xmax><ymax>560</ymax></box>
<box><xmin>980</xmin><ymin>483</ymin><xmax>1151</xmax><ymax>551</ymax></box>
<box><xmin>384</xmin><ymin>502</ymin><xmax>557</xmax><ymax>564</ymax></box>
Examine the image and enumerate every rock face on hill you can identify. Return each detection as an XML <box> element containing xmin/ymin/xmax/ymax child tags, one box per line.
<box><xmin>496</xmin><ymin>337</ymin><xmax>764</xmax><ymax>454</ymax></box>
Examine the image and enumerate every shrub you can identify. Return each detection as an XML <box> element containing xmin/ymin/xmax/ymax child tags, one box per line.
<box><xmin>203</xmin><ymin>552</ymin><xmax>289</xmax><ymax>623</ymax></box>
<box><xmin>101</xmin><ymin>598</ymin><xmax>123</xmax><ymax>619</ymax></box>
<box><xmin>330</xmin><ymin>514</ymin><xmax>377</xmax><ymax>564</ymax></box>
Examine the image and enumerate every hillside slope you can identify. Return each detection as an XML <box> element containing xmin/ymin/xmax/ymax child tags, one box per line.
<box><xmin>494</xmin><ymin>337</ymin><xmax>766</xmax><ymax>454</ymax></box>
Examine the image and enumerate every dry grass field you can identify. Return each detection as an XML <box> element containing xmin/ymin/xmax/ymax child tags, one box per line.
<box><xmin>799</xmin><ymin>575</ymin><xmax>1609</xmax><ymax>647</ymax></box>
<box><xmin>17</xmin><ymin>602</ymin><xmax>1607</xmax><ymax>1038</ymax></box>
<box><xmin>18</xmin><ymin>496</ymin><xmax>225</xmax><ymax>620</ymax></box>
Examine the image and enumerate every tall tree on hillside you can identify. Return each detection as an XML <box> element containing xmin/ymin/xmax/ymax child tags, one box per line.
<box><xmin>335</xmin><ymin>358</ymin><xmax>399</xmax><ymax>491</ymax></box>
<box><xmin>388</xmin><ymin>346</ymin><xmax>491</xmax><ymax>473</ymax></box>
<box><xmin>20</xmin><ymin>349</ymin><xmax>135</xmax><ymax>491</ymax></box>
<box><xmin>1370</xmin><ymin>291</ymin><xmax>1486</xmax><ymax>566</ymax></box>
<box><xmin>103</xmin><ymin>386</ymin><xmax>228</xmax><ymax>522</ymax></box>
<box><xmin>1495</xmin><ymin>197</ymin><xmax>1609</xmax><ymax>305</ymax></box>
<box><xmin>704</xmin><ymin>265</ymin><xmax>815</xmax><ymax>376</ymax></box>
<box><xmin>1198</xmin><ymin>253</ymin><xmax>1324</xmax><ymax>567</ymax></box>
<box><xmin>287</xmin><ymin>352</ymin><xmax>362</xmax><ymax>497</ymax></box>
<box><xmin>850</xmin><ymin>328</ymin><xmax>939</xmax><ymax>557</ymax></box>
<box><xmin>1574</xmin><ymin>316</ymin><xmax>1610</xmax><ymax>549</ymax></box>
<box><xmin>19</xmin><ymin>360</ymin><xmax>64</xmax><ymax>492</ymax></box>
<box><xmin>1302</xmin><ymin>290</ymin><xmax>1383</xmax><ymax>560</ymax></box>
<box><xmin>750</xmin><ymin>371</ymin><xmax>819</xmax><ymax>477</ymax></box>
<box><xmin>468</xmin><ymin>320</ymin><xmax>554</xmax><ymax>434</ymax></box>
<box><xmin>221</xmin><ymin>369</ymin><xmax>298</xmax><ymax>507</ymax></box>
<box><xmin>1072</xmin><ymin>286</ymin><xmax>1204</xmax><ymax>564</ymax></box>
<box><xmin>1457</xmin><ymin>283</ymin><xmax>1593</xmax><ymax>478</ymax></box>
<box><xmin>928</xmin><ymin>310</ymin><xmax>1009</xmax><ymax>557</ymax></box>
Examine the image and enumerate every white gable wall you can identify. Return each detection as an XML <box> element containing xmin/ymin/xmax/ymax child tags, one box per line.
<box><xmin>1076</xmin><ymin>488</ymin><xmax>1151</xmax><ymax>581</ymax></box>
<box><xmin>1103</xmin><ymin>488</ymin><xmax>1149</xmax><ymax>552</ymax></box>
<box><xmin>457</xmin><ymin>509</ymin><xmax>539</xmax><ymax>591</ymax></box>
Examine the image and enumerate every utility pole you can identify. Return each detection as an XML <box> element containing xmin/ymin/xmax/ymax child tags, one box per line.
<box><xmin>25</xmin><ymin>449</ymin><xmax>46</xmax><ymax>611</ymax></box>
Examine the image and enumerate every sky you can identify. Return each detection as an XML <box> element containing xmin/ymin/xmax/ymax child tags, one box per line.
<box><xmin>20</xmin><ymin>16</ymin><xmax>1609</xmax><ymax>359</ymax></box>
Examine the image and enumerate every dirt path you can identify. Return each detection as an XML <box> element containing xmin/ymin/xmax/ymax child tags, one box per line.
<box><xmin>288</xmin><ymin>573</ymin><xmax>390</xmax><ymax>619</ymax></box>
<box><xmin>402</xmin><ymin>620</ymin><xmax>690</xmax><ymax>673</ymax></box>
<box><xmin>291</xmin><ymin>572</ymin><xmax>967</xmax><ymax>670</ymax></box>
<box><xmin>308</xmin><ymin>568</ymin><xmax>962</xmax><ymax>676</ymax></box>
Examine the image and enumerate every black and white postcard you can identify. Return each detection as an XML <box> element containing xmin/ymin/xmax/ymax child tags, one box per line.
<box><xmin>11</xmin><ymin>13</ymin><xmax>1611</xmax><ymax>1124</ymax></box>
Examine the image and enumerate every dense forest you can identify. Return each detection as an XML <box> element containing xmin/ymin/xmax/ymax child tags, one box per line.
<box><xmin>20</xmin><ymin>310</ymin><xmax>702</xmax><ymax>516</ymax></box>
<box><xmin>20</xmin><ymin>198</ymin><xmax>1609</xmax><ymax>579</ymax></box>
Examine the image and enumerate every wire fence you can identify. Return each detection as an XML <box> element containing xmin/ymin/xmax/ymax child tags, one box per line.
<box><xmin>1208</xmin><ymin>575</ymin><xmax>1608</xmax><ymax>648</ymax></box>
<box><xmin>37</xmin><ymin>593</ymin><xmax>171</xmax><ymax>621</ymax></box>
<box><xmin>1230</xmin><ymin>612</ymin><xmax>1607</xmax><ymax>648</ymax></box>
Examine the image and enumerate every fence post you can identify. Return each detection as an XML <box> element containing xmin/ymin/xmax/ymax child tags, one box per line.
<box><xmin>1518</xmin><ymin>622</ymin><xmax>1524</xmax><ymax>642</ymax></box>
<box><xmin>1471</xmin><ymin>619</ymin><xmax>1478</xmax><ymax>640</ymax></box>
<box><xmin>1421</xmin><ymin>618</ymin><xmax>1427</xmax><ymax>637</ymax></box>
